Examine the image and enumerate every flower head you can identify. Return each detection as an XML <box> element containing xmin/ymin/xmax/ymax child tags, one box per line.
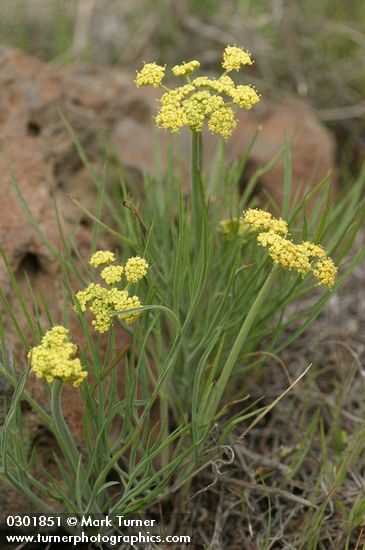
<box><xmin>135</xmin><ymin>46</ymin><xmax>259</xmax><ymax>139</ymax></box>
<box><xmin>90</xmin><ymin>250</ymin><xmax>115</xmax><ymax>268</ymax></box>
<box><xmin>182</xmin><ymin>91</ymin><xmax>225</xmax><ymax>132</ymax></box>
<box><xmin>242</xmin><ymin>209</ymin><xmax>288</xmax><ymax>235</ymax></box>
<box><xmin>312</xmin><ymin>257</ymin><xmax>337</xmax><ymax>288</ymax></box>
<box><xmin>135</xmin><ymin>62</ymin><xmax>165</xmax><ymax>88</ymax></box>
<box><xmin>213</xmin><ymin>75</ymin><xmax>236</xmax><ymax>95</ymax></box>
<box><xmin>192</xmin><ymin>76</ymin><xmax>212</xmax><ymax>88</ymax></box>
<box><xmin>161</xmin><ymin>84</ymin><xmax>195</xmax><ymax>103</ymax></box>
<box><xmin>257</xmin><ymin>232</ymin><xmax>312</xmax><ymax>276</ymax></box>
<box><xmin>298</xmin><ymin>242</ymin><xmax>326</xmax><ymax>259</ymax></box>
<box><xmin>111</xmin><ymin>289</ymin><xmax>142</xmax><ymax>325</ymax></box>
<box><xmin>172</xmin><ymin>60</ymin><xmax>200</xmax><ymax>76</ymax></box>
<box><xmin>28</xmin><ymin>326</ymin><xmax>87</xmax><ymax>388</ymax></box>
<box><xmin>101</xmin><ymin>265</ymin><xmax>124</xmax><ymax>285</ymax></box>
<box><xmin>125</xmin><ymin>256</ymin><xmax>149</xmax><ymax>283</ymax></box>
<box><xmin>74</xmin><ymin>252</ymin><xmax>149</xmax><ymax>333</ymax></box>
<box><xmin>156</xmin><ymin>86</ymin><xmax>194</xmax><ymax>132</ymax></box>
<box><xmin>230</xmin><ymin>85</ymin><xmax>260</xmax><ymax>109</ymax></box>
<box><xmin>222</xmin><ymin>45</ymin><xmax>253</xmax><ymax>71</ymax></box>
<box><xmin>75</xmin><ymin>284</ymin><xmax>143</xmax><ymax>333</ymax></box>
<box><xmin>155</xmin><ymin>103</ymin><xmax>187</xmax><ymax>132</ymax></box>
<box><xmin>208</xmin><ymin>107</ymin><xmax>237</xmax><ymax>139</ymax></box>
<box><xmin>245</xmin><ymin>208</ymin><xmax>337</xmax><ymax>288</ymax></box>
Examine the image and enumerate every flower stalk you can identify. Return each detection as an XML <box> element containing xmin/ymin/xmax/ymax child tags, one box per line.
<box><xmin>190</xmin><ymin>130</ymin><xmax>205</xmax><ymax>245</ymax></box>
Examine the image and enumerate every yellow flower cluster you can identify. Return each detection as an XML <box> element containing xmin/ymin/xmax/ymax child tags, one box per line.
<box><xmin>257</xmin><ymin>232</ymin><xmax>312</xmax><ymax>276</ymax></box>
<box><xmin>75</xmin><ymin>251</ymin><xmax>149</xmax><ymax>333</ymax></box>
<box><xmin>101</xmin><ymin>265</ymin><xmax>124</xmax><ymax>284</ymax></box>
<box><xmin>28</xmin><ymin>326</ymin><xmax>87</xmax><ymax>388</ymax></box>
<box><xmin>89</xmin><ymin>250</ymin><xmax>115</xmax><ymax>268</ymax></box>
<box><xmin>231</xmin><ymin>85</ymin><xmax>261</xmax><ymax>110</ymax></box>
<box><xmin>135</xmin><ymin>45</ymin><xmax>260</xmax><ymax>139</ymax></box>
<box><xmin>243</xmin><ymin>209</ymin><xmax>337</xmax><ymax>288</ymax></box>
<box><xmin>208</xmin><ymin>107</ymin><xmax>237</xmax><ymax>139</ymax></box>
<box><xmin>242</xmin><ymin>209</ymin><xmax>288</xmax><ymax>235</ymax></box>
<box><xmin>76</xmin><ymin>284</ymin><xmax>141</xmax><ymax>332</ymax></box>
<box><xmin>222</xmin><ymin>45</ymin><xmax>253</xmax><ymax>71</ymax></box>
<box><xmin>185</xmin><ymin>91</ymin><xmax>224</xmax><ymax>131</ymax></box>
<box><xmin>172</xmin><ymin>60</ymin><xmax>200</xmax><ymax>76</ymax></box>
<box><xmin>193</xmin><ymin>75</ymin><xmax>234</xmax><ymax>95</ymax></box>
<box><xmin>313</xmin><ymin>258</ymin><xmax>338</xmax><ymax>288</ymax></box>
<box><xmin>125</xmin><ymin>257</ymin><xmax>149</xmax><ymax>283</ymax></box>
<box><xmin>135</xmin><ymin>62</ymin><xmax>165</xmax><ymax>88</ymax></box>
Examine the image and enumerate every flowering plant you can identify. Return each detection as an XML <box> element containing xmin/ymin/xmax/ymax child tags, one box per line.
<box><xmin>1</xmin><ymin>46</ymin><xmax>364</xmax><ymax>539</ymax></box>
<box><xmin>136</xmin><ymin>46</ymin><xmax>260</xmax><ymax>242</ymax></box>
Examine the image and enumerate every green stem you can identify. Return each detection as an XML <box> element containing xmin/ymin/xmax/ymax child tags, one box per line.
<box><xmin>160</xmin><ymin>380</ymin><xmax>170</xmax><ymax>469</ymax></box>
<box><xmin>207</xmin><ymin>265</ymin><xmax>278</xmax><ymax>419</ymax></box>
<box><xmin>51</xmin><ymin>381</ymin><xmax>80</xmax><ymax>477</ymax></box>
<box><xmin>190</xmin><ymin>131</ymin><xmax>204</xmax><ymax>246</ymax></box>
